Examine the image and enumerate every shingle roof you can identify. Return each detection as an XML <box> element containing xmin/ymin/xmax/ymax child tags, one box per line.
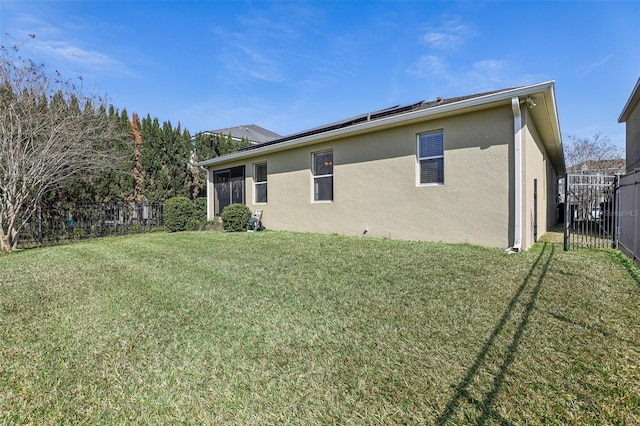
<box><xmin>200</xmin><ymin>124</ymin><xmax>281</xmax><ymax>144</ymax></box>
<box><xmin>195</xmin><ymin>81</ymin><xmax>564</xmax><ymax>175</ymax></box>
<box><xmin>239</xmin><ymin>87</ymin><xmax>514</xmax><ymax>152</ymax></box>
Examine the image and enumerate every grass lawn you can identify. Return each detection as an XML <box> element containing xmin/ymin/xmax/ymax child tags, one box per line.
<box><xmin>1</xmin><ymin>231</ymin><xmax>639</xmax><ymax>425</ymax></box>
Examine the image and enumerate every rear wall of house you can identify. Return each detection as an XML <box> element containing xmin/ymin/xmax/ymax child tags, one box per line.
<box><xmin>208</xmin><ymin>106</ymin><xmax>516</xmax><ymax>248</ymax></box>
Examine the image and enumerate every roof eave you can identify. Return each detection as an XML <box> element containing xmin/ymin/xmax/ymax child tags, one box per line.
<box><xmin>534</xmin><ymin>83</ymin><xmax>565</xmax><ymax>175</ymax></box>
<box><xmin>196</xmin><ymin>81</ymin><xmax>561</xmax><ymax>169</ymax></box>
<box><xmin>619</xmin><ymin>78</ymin><xmax>640</xmax><ymax>123</ymax></box>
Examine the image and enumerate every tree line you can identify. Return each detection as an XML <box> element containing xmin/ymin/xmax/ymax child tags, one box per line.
<box><xmin>0</xmin><ymin>36</ymin><xmax>248</xmax><ymax>252</ymax></box>
<box><xmin>45</xmin><ymin>109</ymin><xmax>250</xmax><ymax>206</ymax></box>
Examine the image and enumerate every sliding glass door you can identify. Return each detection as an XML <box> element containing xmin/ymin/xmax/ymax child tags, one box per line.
<box><xmin>213</xmin><ymin>166</ymin><xmax>245</xmax><ymax>215</ymax></box>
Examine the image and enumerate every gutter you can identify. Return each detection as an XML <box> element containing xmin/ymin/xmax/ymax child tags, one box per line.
<box><xmin>619</xmin><ymin>77</ymin><xmax>640</xmax><ymax>123</ymax></box>
<box><xmin>510</xmin><ymin>97</ymin><xmax>523</xmax><ymax>252</ymax></box>
<box><xmin>196</xmin><ymin>81</ymin><xmax>556</xmax><ymax>168</ymax></box>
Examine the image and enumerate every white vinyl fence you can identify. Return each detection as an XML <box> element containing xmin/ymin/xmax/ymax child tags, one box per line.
<box><xmin>618</xmin><ymin>170</ymin><xmax>640</xmax><ymax>266</ymax></box>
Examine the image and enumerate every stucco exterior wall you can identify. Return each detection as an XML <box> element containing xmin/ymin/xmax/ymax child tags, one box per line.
<box><xmin>626</xmin><ymin>99</ymin><xmax>640</xmax><ymax>173</ymax></box>
<box><xmin>521</xmin><ymin>107</ymin><xmax>558</xmax><ymax>249</ymax></box>
<box><xmin>207</xmin><ymin>106</ymin><xmax>516</xmax><ymax>248</ymax></box>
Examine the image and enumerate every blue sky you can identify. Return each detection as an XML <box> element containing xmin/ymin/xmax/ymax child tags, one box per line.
<box><xmin>1</xmin><ymin>1</ymin><xmax>639</xmax><ymax>152</ymax></box>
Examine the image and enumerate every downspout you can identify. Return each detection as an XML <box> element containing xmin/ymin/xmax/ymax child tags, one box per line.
<box><xmin>511</xmin><ymin>97</ymin><xmax>523</xmax><ymax>252</ymax></box>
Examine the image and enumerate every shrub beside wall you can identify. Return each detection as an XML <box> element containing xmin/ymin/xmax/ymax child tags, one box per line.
<box><xmin>221</xmin><ymin>204</ymin><xmax>252</xmax><ymax>232</ymax></box>
<box><xmin>164</xmin><ymin>197</ymin><xmax>195</xmax><ymax>232</ymax></box>
<box><xmin>194</xmin><ymin>197</ymin><xmax>207</xmax><ymax>223</ymax></box>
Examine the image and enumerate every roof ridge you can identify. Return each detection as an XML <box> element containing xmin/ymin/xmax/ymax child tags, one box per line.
<box><xmin>239</xmin><ymin>84</ymin><xmax>529</xmax><ymax>152</ymax></box>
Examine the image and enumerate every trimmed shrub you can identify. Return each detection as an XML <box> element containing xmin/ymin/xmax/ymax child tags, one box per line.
<box><xmin>221</xmin><ymin>204</ymin><xmax>252</xmax><ymax>232</ymax></box>
<box><xmin>194</xmin><ymin>197</ymin><xmax>207</xmax><ymax>223</ymax></box>
<box><xmin>164</xmin><ymin>196</ymin><xmax>194</xmax><ymax>232</ymax></box>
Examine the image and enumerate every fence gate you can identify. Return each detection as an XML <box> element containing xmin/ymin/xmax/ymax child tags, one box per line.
<box><xmin>564</xmin><ymin>174</ymin><xmax>618</xmax><ymax>250</ymax></box>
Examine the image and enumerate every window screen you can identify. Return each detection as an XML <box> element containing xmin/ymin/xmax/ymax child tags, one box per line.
<box><xmin>418</xmin><ymin>131</ymin><xmax>444</xmax><ymax>184</ymax></box>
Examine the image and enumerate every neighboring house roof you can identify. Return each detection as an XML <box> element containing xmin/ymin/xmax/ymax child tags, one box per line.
<box><xmin>619</xmin><ymin>77</ymin><xmax>640</xmax><ymax>123</ymax></box>
<box><xmin>196</xmin><ymin>124</ymin><xmax>281</xmax><ymax>145</ymax></box>
<box><xmin>567</xmin><ymin>158</ymin><xmax>626</xmax><ymax>175</ymax></box>
<box><xmin>196</xmin><ymin>81</ymin><xmax>565</xmax><ymax>174</ymax></box>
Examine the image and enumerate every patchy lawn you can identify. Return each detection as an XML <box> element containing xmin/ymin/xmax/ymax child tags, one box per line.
<box><xmin>1</xmin><ymin>231</ymin><xmax>638</xmax><ymax>424</ymax></box>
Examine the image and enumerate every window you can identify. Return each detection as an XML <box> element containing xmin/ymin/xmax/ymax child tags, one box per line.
<box><xmin>312</xmin><ymin>150</ymin><xmax>333</xmax><ymax>201</ymax></box>
<box><xmin>254</xmin><ymin>163</ymin><xmax>267</xmax><ymax>204</ymax></box>
<box><xmin>418</xmin><ymin>131</ymin><xmax>444</xmax><ymax>184</ymax></box>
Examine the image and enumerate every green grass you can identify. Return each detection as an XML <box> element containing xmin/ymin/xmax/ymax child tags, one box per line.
<box><xmin>1</xmin><ymin>231</ymin><xmax>639</xmax><ymax>425</ymax></box>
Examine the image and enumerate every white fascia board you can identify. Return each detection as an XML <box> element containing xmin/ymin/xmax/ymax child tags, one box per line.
<box><xmin>619</xmin><ymin>77</ymin><xmax>640</xmax><ymax>123</ymax></box>
<box><xmin>195</xmin><ymin>81</ymin><xmax>557</xmax><ymax>168</ymax></box>
<box><xmin>534</xmin><ymin>82</ymin><xmax>565</xmax><ymax>175</ymax></box>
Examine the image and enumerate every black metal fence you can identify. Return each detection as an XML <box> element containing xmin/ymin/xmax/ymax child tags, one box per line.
<box><xmin>19</xmin><ymin>202</ymin><xmax>164</xmax><ymax>247</ymax></box>
<box><xmin>563</xmin><ymin>174</ymin><xmax>618</xmax><ymax>250</ymax></box>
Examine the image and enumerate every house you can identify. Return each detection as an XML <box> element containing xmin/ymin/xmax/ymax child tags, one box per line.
<box><xmin>567</xmin><ymin>159</ymin><xmax>625</xmax><ymax>175</ymax></box>
<box><xmin>619</xmin><ymin>77</ymin><xmax>640</xmax><ymax>173</ymax></box>
<box><xmin>196</xmin><ymin>81</ymin><xmax>565</xmax><ymax>251</ymax></box>
<box><xmin>617</xmin><ymin>77</ymin><xmax>640</xmax><ymax>264</ymax></box>
<box><xmin>194</xmin><ymin>124</ymin><xmax>281</xmax><ymax>146</ymax></box>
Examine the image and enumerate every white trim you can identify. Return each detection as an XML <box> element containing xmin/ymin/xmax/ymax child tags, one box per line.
<box><xmin>311</xmin><ymin>150</ymin><xmax>334</xmax><ymax>202</ymax></box>
<box><xmin>196</xmin><ymin>81</ymin><xmax>557</xmax><ymax>168</ymax></box>
<box><xmin>206</xmin><ymin>168</ymin><xmax>214</xmax><ymax>221</ymax></box>
<box><xmin>253</xmin><ymin>162</ymin><xmax>268</xmax><ymax>204</ymax></box>
<box><xmin>416</xmin><ymin>130</ymin><xmax>444</xmax><ymax>186</ymax></box>
<box><xmin>511</xmin><ymin>97</ymin><xmax>523</xmax><ymax>251</ymax></box>
<box><xmin>619</xmin><ymin>77</ymin><xmax>640</xmax><ymax>123</ymax></box>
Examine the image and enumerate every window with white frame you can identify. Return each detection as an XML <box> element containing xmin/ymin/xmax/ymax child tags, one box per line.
<box><xmin>312</xmin><ymin>150</ymin><xmax>333</xmax><ymax>201</ymax></box>
<box><xmin>417</xmin><ymin>131</ymin><xmax>444</xmax><ymax>184</ymax></box>
<box><xmin>254</xmin><ymin>163</ymin><xmax>267</xmax><ymax>203</ymax></box>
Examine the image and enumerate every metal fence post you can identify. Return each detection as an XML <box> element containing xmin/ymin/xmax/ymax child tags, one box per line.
<box><xmin>612</xmin><ymin>175</ymin><xmax>619</xmax><ymax>249</ymax></box>
<box><xmin>38</xmin><ymin>204</ymin><xmax>43</xmax><ymax>244</ymax></box>
<box><xmin>564</xmin><ymin>175</ymin><xmax>570</xmax><ymax>251</ymax></box>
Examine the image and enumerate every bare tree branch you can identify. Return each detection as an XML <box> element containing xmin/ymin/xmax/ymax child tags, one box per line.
<box><xmin>565</xmin><ymin>133</ymin><xmax>625</xmax><ymax>174</ymax></box>
<box><xmin>0</xmin><ymin>37</ymin><xmax>127</xmax><ymax>252</ymax></box>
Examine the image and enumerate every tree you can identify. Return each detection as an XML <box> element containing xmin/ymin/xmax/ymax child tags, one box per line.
<box><xmin>137</xmin><ymin>115</ymin><xmax>192</xmax><ymax>201</ymax></box>
<box><xmin>130</xmin><ymin>112</ymin><xmax>145</xmax><ymax>201</ymax></box>
<box><xmin>565</xmin><ymin>133</ymin><xmax>625</xmax><ymax>174</ymax></box>
<box><xmin>0</xmin><ymin>38</ymin><xmax>127</xmax><ymax>252</ymax></box>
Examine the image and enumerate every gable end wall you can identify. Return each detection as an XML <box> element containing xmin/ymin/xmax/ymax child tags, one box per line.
<box><xmin>626</xmin><ymin>99</ymin><xmax>640</xmax><ymax>173</ymax></box>
<box><xmin>522</xmin><ymin>107</ymin><xmax>559</xmax><ymax>250</ymax></box>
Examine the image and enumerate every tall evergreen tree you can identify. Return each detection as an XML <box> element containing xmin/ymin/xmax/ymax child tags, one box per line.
<box><xmin>130</xmin><ymin>113</ymin><xmax>144</xmax><ymax>201</ymax></box>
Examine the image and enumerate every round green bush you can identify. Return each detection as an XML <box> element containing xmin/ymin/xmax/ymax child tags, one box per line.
<box><xmin>193</xmin><ymin>197</ymin><xmax>208</xmax><ymax>223</ymax></box>
<box><xmin>221</xmin><ymin>203</ymin><xmax>252</xmax><ymax>232</ymax></box>
<box><xmin>164</xmin><ymin>196</ymin><xmax>194</xmax><ymax>232</ymax></box>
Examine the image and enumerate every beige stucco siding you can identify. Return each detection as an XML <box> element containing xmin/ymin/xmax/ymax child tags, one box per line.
<box><xmin>209</xmin><ymin>105</ymin><xmax>516</xmax><ymax>248</ymax></box>
<box><xmin>521</xmin><ymin>108</ymin><xmax>558</xmax><ymax>249</ymax></box>
<box><xmin>626</xmin><ymin>99</ymin><xmax>640</xmax><ymax>173</ymax></box>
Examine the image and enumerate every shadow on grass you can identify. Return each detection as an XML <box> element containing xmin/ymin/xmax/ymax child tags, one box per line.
<box><xmin>532</xmin><ymin>306</ymin><xmax>639</xmax><ymax>349</ymax></box>
<box><xmin>436</xmin><ymin>243</ymin><xmax>554</xmax><ymax>425</ymax></box>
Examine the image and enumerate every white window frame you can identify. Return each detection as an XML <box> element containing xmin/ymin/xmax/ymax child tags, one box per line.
<box><xmin>417</xmin><ymin>130</ymin><xmax>444</xmax><ymax>186</ymax></box>
<box><xmin>312</xmin><ymin>150</ymin><xmax>333</xmax><ymax>202</ymax></box>
<box><xmin>254</xmin><ymin>162</ymin><xmax>267</xmax><ymax>204</ymax></box>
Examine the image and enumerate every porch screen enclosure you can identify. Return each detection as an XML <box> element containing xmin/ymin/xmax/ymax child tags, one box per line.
<box><xmin>213</xmin><ymin>166</ymin><xmax>245</xmax><ymax>215</ymax></box>
<box><xmin>563</xmin><ymin>174</ymin><xmax>618</xmax><ymax>250</ymax></box>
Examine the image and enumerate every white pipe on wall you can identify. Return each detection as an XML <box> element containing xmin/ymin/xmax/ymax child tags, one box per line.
<box><xmin>511</xmin><ymin>97</ymin><xmax>523</xmax><ymax>251</ymax></box>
